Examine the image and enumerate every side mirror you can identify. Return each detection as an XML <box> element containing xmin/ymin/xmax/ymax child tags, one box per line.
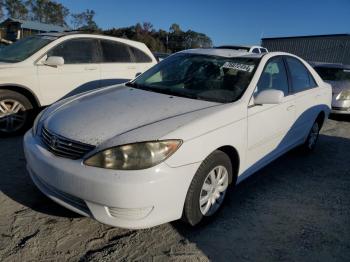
<box><xmin>254</xmin><ymin>89</ymin><xmax>284</xmax><ymax>105</ymax></box>
<box><xmin>44</xmin><ymin>56</ymin><xmax>64</xmax><ymax>67</ymax></box>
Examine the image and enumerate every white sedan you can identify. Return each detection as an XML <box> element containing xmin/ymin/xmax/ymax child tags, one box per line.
<box><xmin>24</xmin><ymin>48</ymin><xmax>332</xmax><ymax>229</ymax></box>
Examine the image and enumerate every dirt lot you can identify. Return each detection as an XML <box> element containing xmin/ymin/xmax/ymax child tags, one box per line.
<box><xmin>0</xmin><ymin>116</ymin><xmax>350</xmax><ymax>261</ymax></box>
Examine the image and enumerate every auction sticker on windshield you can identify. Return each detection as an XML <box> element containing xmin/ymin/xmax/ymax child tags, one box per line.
<box><xmin>222</xmin><ymin>62</ymin><xmax>255</xmax><ymax>72</ymax></box>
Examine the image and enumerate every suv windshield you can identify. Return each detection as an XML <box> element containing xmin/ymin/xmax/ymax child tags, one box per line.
<box><xmin>130</xmin><ymin>53</ymin><xmax>259</xmax><ymax>103</ymax></box>
<box><xmin>315</xmin><ymin>67</ymin><xmax>350</xmax><ymax>81</ymax></box>
<box><xmin>0</xmin><ymin>36</ymin><xmax>56</xmax><ymax>63</ymax></box>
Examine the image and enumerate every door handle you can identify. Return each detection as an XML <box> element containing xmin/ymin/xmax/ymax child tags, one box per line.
<box><xmin>84</xmin><ymin>67</ymin><xmax>98</xmax><ymax>71</ymax></box>
<box><xmin>315</xmin><ymin>94</ymin><xmax>321</xmax><ymax>99</ymax></box>
<box><xmin>128</xmin><ymin>66</ymin><xmax>136</xmax><ymax>70</ymax></box>
<box><xmin>287</xmin><ymin>105</ymin><xmax>295</xmax><ymax>111</ymax></box>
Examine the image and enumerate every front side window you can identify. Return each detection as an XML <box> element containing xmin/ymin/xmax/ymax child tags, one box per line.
<box><xmin>129</xmin><ymin>53</ymin><xmax>259</xmax><ymax>103</ymax></box>
<box><xmin>314</xmin><ymin>67</ymin><xmax>350</xmax><ymax>81</ymax></box>
<box><xmin>255</xmin><ymin>57</ymin><xmax>289</xmax><ymax>96</ymax></box>
<box><xmin>100</xmin><ymin>40</ymin><xmax>132</xmax><ymax>63</ymax></box>
<box><xmin>0</xmin><ymin>36</ymin><xmax>55</xmax><ymax>63</ymax></box>
<box><xmin>47</xmin><ymin>38</ymin><xmax>99</xmax><ymax>64</ymax></box>
<box><xmin>286</xmin><ymin>57</ymin><xmax>316</xmax><ymax>93</ymax></box>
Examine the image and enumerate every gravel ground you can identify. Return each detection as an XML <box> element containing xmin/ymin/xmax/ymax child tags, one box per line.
<box><xmin>0</xmin><ymin>116</ymin><xmax>350</xmax><ymax>261</ymax></box>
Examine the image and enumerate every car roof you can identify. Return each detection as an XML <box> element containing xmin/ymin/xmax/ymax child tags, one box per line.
<box><xmin>180</xmin><ymin>48</ymin><xmax>265</xmax><ymax>58</ymax></box>
<box><xmin>215</xmin><ymin>45</ymin><xmax>266</xmax><ymax>50</ymax></box>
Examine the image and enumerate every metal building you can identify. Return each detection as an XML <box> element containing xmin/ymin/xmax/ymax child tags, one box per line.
<box><xmin>0</xmin><ymin>18</ymin><xmax>69</xmax><ymax>42</ymax></box>
<box><xmin>261</xmin><ymin>34</ymin><xmax>350</xmax><ymax>65</ymax></box>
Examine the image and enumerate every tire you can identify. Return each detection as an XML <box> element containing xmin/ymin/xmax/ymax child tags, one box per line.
<box><xmin>0</xmin><ymin>90</ymin><xmax>34</xmax><ymax>136</ymax></box>
<box><xmin>302</xmin><ymin>120</ymin><xmax>320</xmax><ymax>152</ymax></box>
<box><xmin>182</xmin><ymin>150</ymin><xmax>233</xmax><ymax>226</ymax></box>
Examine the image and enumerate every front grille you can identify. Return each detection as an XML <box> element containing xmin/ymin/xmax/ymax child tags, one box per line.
<box><xmin>41</xmin><ymin>127</ymin><xmax>95</xmax><ymax>159</ymax></box>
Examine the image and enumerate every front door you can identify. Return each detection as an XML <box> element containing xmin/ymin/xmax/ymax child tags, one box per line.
<box><xmin>37</xmin><ymin>38</ymin><xmax>101</xmax><ymax>105</ymax></box>
<box><xmin>246</xmin><ymin>57</ymin><xmax>296</xmax><ymax>168</ymax></box>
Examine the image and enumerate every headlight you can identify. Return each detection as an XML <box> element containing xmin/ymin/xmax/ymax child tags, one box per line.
<box><xmin>84</xmin><ymin>140</ymin><xmax>182</xmax><ymax>170</ymax></box>
<box><xmin>32</xmin><ymin>109</ymin><xmax>46</xmax><ymax>136</ymax></box>
<box><xmin>337</xmin><ymin>90</ymin><xmax>350</xmax><ymax>100</ymax></box>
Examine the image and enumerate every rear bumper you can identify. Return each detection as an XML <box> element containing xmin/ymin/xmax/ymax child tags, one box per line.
<box><xmin>24</xmin><ymin>131</ymin><xmax>200</xmax><ymax>229</ymax></box>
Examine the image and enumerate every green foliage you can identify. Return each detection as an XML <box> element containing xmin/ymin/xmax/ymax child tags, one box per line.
<box><xmin>5</xmin><ymin>0</ymin><xmax>28</xmax><ymax>19</ymax></box>
<box><xmin>26</xmin><ymin>0</ymin><xmax>69</xmax><ymax>26</ymax></box>
<box><xmin>71</xmin><ymin>9</ymin><xmax>99</xmax><ymax>31</ymax></box>
<box><xmin>104</xmin><ymin>22</ymin><xmax>213</xmax><ymax>53</ymax></box>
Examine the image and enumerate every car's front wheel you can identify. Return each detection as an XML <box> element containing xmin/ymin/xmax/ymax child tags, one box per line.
<box><xmin>0</xmin><ymin>90</ymin><xmax>34</xmax><ymax>136</ymax></box>
<box><xmin>182</xmin><ymin>150</ymin><xmax>232</xmax><ymax>226</ymax></box>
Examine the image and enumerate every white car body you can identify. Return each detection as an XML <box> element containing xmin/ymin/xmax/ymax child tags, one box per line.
<box><xmin>216</xmin><ymin>45</ymin><xmax>268</xmax><ymax>54</ymax></box>
<box><xmin>0</xmin><ymin>33</ymin><xmax>157</xmax><ymax>107</ymax></box>
<box><xmin>24</xmin><ymin>49</ymin><xmax>332</xmax><ymax>229</ymax></box>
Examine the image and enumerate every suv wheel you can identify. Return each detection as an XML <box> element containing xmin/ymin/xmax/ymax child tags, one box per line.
<box><xmin>182</xmin><ymin>150</ymin><xmax>232</xmax><ymax>226</ymax></box>
<box><xmin>0</xmin><ymin>90</ymin><xmax>34</xmax><ymax>136</ymax></box>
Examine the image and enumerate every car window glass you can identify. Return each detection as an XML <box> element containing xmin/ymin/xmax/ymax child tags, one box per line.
<box><xmin>129</xmin><ymin>46</ymin><xmax>152</xmax><ymax>63</ymax></box>
<box><xmin>286</xmin><ymin>57</ymin><xmax>315</xmax><ymax>92</ymax></box>
<box><xmin>255</xmin><ymin>57</ymin><xmax>289</xmax><ymax>96</ymax></box>
<box><xmin>260</xmin><ymin>48</ymin><xmax>267</xmax><ymax>53</ymax></box>
<box><xmin>252</xmin><ymin>48</ymin><xmax>260</xmax><ymax>54</ymax></box>
<box><xmin>100</xmin><ymin>40</ymin><xmax>132</xmax><ymax>63</ymax></box>
<box><xmin>47</xmin><ymin>38</ymin><xmax>98</xmax><ymax>64</ymax></box>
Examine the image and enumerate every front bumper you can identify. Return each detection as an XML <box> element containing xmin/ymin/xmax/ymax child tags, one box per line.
<box><xmin>24</xmin><ymin>131</ymin><xmax>200</xmax><ymax>229</ymax></box>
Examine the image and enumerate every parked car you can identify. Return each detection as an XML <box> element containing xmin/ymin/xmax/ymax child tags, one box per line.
<box><xmin>24</xmin><ymin>49</ymin><xmax>331</xmax><ymax>229</ymax></box>
<box><xmin>313</xmin><ymin>63</ymin><xmax>350</xmax><ymax>114</ymax></box>
<box><xmin>215</xmin><ymin>45</ymin><xmax>268</xmax><ymax>54</ymax></box>
<box><xmin>0</xmin><ymin>32</ymin><xmax>157</xmax><ymax>135</ymax></box>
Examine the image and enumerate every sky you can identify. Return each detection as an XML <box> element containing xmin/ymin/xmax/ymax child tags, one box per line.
<box><xmin>58</xmin><ymin>0</ymin><xmax>350</xmax><ymax>46</ymax></box>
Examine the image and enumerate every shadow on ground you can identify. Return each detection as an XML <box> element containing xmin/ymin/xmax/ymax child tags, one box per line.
<box><xmin>0</xmin><ymin>136</ymin><xmax>80</xmax><ymax>218</ymax></box>
<box><xmin>173</xmin><ymin>134</ymin><xmax>350</xmax><ymax>261</ymax></box>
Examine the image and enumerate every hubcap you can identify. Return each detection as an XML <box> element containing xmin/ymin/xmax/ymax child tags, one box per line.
<box><xmin>0</xmin><ymin>99</ymin><xmax>26</xmax><ymax>133</ymax></box>
<box><xmin>199</xmin><ymin>165</ymin><xmax>229</xmax><ymax>216</ymax></box>
<box><xmin>308</xmin><ymin>122</ymin><xmax>319</xmax><ymax>149</ymax></box>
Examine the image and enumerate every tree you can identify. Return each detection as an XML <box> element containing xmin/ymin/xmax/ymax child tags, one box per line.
<box><xmin>71</xmin><ymin>9</ymin><xmax>98</xmax><ymax>31</ymax></box>
<box><xmin>26</xmin><ymin>0</ymin><xmax>69</xmax><ymax>26</ymax></box>
<box><xmin>0</xmin><ymin>0</ymin><xmax>5</xmax><ymax>20</ymax></box>
<box><xmin>5</xmin><ymin>0</ymin><xmax>28</xmax><ymax>19</ymax></box>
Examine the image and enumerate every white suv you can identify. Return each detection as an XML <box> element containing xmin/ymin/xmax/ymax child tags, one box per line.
<box><xmin>0</xmin><ymin>32</ymin><xmax>157</xmax><ymax>135</ymax></box>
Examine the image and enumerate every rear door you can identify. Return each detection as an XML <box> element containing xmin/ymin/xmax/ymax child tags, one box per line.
<box><xmin>99</xmin><ymin>40</ymin><xmax>139</xmax><ymax>87</ymax></box>
<box><xmin>285</xmin><ymin>56</ymin><xmax>320</xmax><ymax>141</ymax></box>
<box><xmin>37</xmin><ymin>38</ymin><xmax>101</xmax><ymax>104</ymax></box>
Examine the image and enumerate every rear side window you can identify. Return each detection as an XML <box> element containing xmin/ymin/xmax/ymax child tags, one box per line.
<box><xmin>286</xmin><ymin>57</ymin><xmax>317</xmax><ymax>93</ymax></box>
<box><xmin>129</xmin><ymin>46</ymin><xmax>152</xmax><ymax>63</ymax></box>
<box><xmin>100</xmin><ymin>40</ymin><xmax>133</xmax><ymax>63</ymax></box>
<box><xmin>260</xmin><ymin>48</ymin><xmax>268</xmax><ymax>53</ymax></box>
<box><xmin>256</xmin><ymin>57</ymin><xmax>289</xmax><ymax>96</ymax></box>
<box><xmin>48</xmin><ymin>38</ymin><xmax>99</xmax><ymax>64</ymax></box>
<box><xmin>252</xmin><ymin>48</ymin><xmax>260</xmax><ymax>54</ymax></box>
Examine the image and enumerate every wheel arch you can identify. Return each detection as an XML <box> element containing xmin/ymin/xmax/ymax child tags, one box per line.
<box><xmin>216</xmin><ymin>145</ymin><xmax>240</xmax><ymax>185</ymax></box>
<box><xmin>0</xmin><ymin>84</ymin><xmax>41</xmax><ymax>108</ymax></box>
<box><xmin>316</xmin><ymin>111</ymin><xmax>326</xmax><ymax>128</ymax></box>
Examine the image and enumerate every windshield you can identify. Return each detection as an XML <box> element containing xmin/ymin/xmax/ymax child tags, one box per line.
<box><xmin>130</xmin><ymin>53</ymin><xmax>259</xmax><ymax>103</ymax></box>
<box><xmin>0</xmin><ymin>36</ymin><xmax>56</xmax><ymax>63</ymax></box>
<box><xmin>315</xmin><ymin>67</ymin><xmax>350</xmax><ymax>81</ymax></box>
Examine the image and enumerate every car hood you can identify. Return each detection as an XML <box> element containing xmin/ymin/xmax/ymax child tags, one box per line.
<box><xmin>44</xmin><ymin>85</ymin><xmax>220</xmax><ymax>145</ymax></box>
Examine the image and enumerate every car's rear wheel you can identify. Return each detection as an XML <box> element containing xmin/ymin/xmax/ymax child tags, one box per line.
<box><xmin>303</xmin><ymin>120</ymin><xmax>320</xmax><ymax>151</ymax></box>
<box><xmin>0</xmin><ymin>90</ymin><xmax>33</xmax><ymax>136</ymax></box>
<box><xmin>182</xmin><ymin>150</ymin><xmax>232</xmax><ymax>226</ymax></box>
